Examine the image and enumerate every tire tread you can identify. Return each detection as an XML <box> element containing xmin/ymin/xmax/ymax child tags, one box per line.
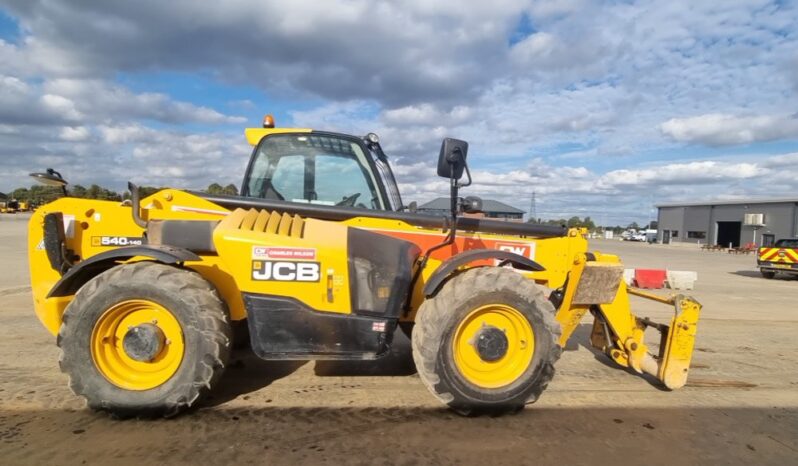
<box><xmin>57</xmin><ymin>262</ymin><xmax>231</xmax><ymax>418</ymax></box>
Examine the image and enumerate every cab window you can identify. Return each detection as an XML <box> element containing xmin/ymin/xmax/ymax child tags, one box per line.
<box><xmin>245</xmin><ymin>134</ymin><xmax>385</xmax><ymax>209</ymax></box>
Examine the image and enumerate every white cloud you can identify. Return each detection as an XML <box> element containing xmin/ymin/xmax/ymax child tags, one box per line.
<box><xmin>58</xmin><ymin>126</ymin><xmax>91</xmax><ymax>142</ymax></box>
<box><xmin>39</xmin><ymin>94</ymin><xmax>83</xmax><ymax>121</ymax></box>
<box><xmin>388</xmin><ymin>152</ymin><xmax>796</xmax><ymax>224</ymax></box>
<box><xmin>382</xmin><ymin>104</ymin><xmax>474</xmax><ymax>127</ymax></box>
<box><xmin>527</xmin><ymin>0</ymin><xmax>586</xmax><ymax>19</ymax></box>
<box><xmin>1</xmin><ymin>0</ymin><xmax>798</xmax><ymax>225</ymax></box>
<box><xmin>759</xmin><ymin>152</ymin><xmax>798</xmax><ymax>169</ymax></box>
<box><xmin>661</xmin><ymin>113</ymin><xmax>798</xmax><ymax>146</ymax></box>
<box><xmin>510</xmin><ymin>32</ymin><xmax>558</xmax><ymax>62</ymax></box>
<box><xmin>44</xmin><ymin>79</ymin><xmax>246</xmax><ymax>125</ymax></box>
<box><xmin>598</xmin><ymin>161</ymin><xmax>764</xmax><ymax>188</ymax></box>
<box><xmin>0</xmin><ymin>73</ymin><xmax>245</xmax><ymax>128</ymax></box>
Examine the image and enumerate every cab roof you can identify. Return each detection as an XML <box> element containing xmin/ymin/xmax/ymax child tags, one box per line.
<box><xmin>245</xmin><ymin>128</ymin><xmax>311</xmax><ymax>146</ymax></box>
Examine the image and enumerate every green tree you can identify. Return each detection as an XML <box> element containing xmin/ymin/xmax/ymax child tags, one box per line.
<box><xmin>87</xmin><ymin>184</ymin><xmax>102</xmax><ymax>199</ymax></box>
<box><xmin>222</xmin><ymin>184</ymin><xmax>238</xmax><ymax>196</ymax></box>
<box><xmin>70</xmin><ymin>185</ymin><xmax>88</xmax><ymax>198</ymax></box>
<box><xmin>27</xmin><ymin>185</ymin><xmax>62</xmax><ymax>204</ymax></box>
<box><xmin>12</xmin><ymin>187</ymin><xmax>29</xmax><ymax>201</ymax></box>
<box><xmin>206</xmin><ymin>183</ymin><xmax>224</xmax><ymax>195</ymax></box>
<box><xmin>137</xmin><ymin>186</ymin><xmax>164</xmax><ymax>198</ymax></box>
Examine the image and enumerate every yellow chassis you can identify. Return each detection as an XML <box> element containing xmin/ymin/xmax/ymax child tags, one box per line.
<box><xmin>28</xmin><ymin>190</ymin><xmax>701</xmax><ymax>390</ymax></box>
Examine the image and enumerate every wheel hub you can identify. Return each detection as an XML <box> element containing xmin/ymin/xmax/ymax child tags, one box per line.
<box><xmin>122</xmin><ymin>323</ymin><xmax>166</xmax><ymax>362</ymax></box>
<box><xmin>473</xmin><ymin>326</ymin><xmax>509</xmax><ymax>362</ymax></box>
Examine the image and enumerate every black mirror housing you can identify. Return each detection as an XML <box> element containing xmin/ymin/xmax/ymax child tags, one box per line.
<box><xmin>30</xmin><ymin>169</ymin><xmax>68</xmax><ymax>188</ymax></box>
<box><xmin>437</xmin><ymin>138</ymin><xmax>469</xmax><ymax>180</ymax></box>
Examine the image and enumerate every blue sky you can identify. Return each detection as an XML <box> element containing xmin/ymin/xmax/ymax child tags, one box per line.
<box><xmin>1</xmin><ymin>0</ymin><xmax>797</xmax><ymax>225</ymax></box>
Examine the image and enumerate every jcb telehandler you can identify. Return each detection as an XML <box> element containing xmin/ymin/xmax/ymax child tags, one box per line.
<box><xmin>27</xmin><ymin>119</ymin><xmax>701</xmax><ymax>417</ymax></box>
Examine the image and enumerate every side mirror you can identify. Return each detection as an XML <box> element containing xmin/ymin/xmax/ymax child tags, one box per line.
<box><xmin>437</xmin><ymin>138</ymin><xmax>469</xmax><ymax>180</ymax></box>
<box><xmin>30</xmin><ymin>169</ymin><xmax>68</xmax><ymax>188</ymax></box>
<box><xmin>30</xmin><ymin>168</ymin><xmax>68</xmax><ymax>196</ymax></box>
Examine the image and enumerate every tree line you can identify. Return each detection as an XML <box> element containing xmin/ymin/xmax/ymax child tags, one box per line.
<box><xmin>527</xmin><ymin>216</ymin><xmax>657</xmax><ymax>233</ymax></box>
<box><xmin>5</xmin><ymin>183</ymin><xmax>239</xmax><ymax>206</ymax></box>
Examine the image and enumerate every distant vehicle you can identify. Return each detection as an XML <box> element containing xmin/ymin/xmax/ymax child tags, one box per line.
<box><xmin>1</xmin><ymin>199</ymin><xmax>20</xmax><ymax>214</ymax></box>
<box><xmin>621</xmin><ymin>229</ymin><xmax>637</xmax><ymax>241</ymax></box>
<box><xmin>757</xmin><ymin>238</ymin><xmax>798</xmax><ymax>279</ymax></box>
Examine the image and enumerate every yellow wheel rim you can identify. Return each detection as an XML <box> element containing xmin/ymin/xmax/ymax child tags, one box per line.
<box><xmin>91</xmin><ymin>299</ymin><xmax>185</xmax><ymax>390</ymax></box>
<box><xmin>452</xmin><ymin>304</ymin><xmax>535</xmax><ymax>389</ymax></box>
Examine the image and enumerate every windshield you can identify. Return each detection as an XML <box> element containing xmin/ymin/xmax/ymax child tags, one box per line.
<box><xmin>244</xmin><ymin>134</ymin><xmax>385</xmax><ymax>209</ymax></box>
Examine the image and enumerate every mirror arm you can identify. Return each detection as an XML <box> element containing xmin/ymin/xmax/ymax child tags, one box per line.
<box><xmin>458</xmin><ymin>163</ymin><xmax>472</xmax><ymax>188</ymax></box>
<box><xmin>47</xmin><ymin>168</ymin><xmax>69</xmax><ymax>196</ymax></box>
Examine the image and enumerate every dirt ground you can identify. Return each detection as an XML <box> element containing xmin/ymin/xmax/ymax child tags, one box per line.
<box><xmin>1</xmin><ymin>215</ymin><xmax>797</xmax><ymax>465</ymax></box>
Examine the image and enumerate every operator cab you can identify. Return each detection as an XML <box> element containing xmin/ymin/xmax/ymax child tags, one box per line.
<box><xmin>241</xmin><ymin>117</ymin><xmax>403</xmax><ymax>211</ymax></box>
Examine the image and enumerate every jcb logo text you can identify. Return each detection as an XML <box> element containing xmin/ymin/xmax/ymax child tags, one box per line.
<box><xmin>252</xmin><ymin>261</ymin><xmax>320</xmax><ymax>282</ymax></box>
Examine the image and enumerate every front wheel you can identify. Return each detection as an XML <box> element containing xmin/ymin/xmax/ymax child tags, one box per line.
<box><xmin>58</xmin><ymin>262</ymin><xmax>231</xmax><ymax>418</ymax></box>
<box><xmin>412</xmin><ymin>267</ymin><xmax>561</xmax><ymax>415</ymax></box>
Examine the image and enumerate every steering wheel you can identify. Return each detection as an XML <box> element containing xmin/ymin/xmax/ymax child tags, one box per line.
<box><xmin>336</xmin><ymin>193</ymin><xmax>361</xmax><ymax>207</ymax></box>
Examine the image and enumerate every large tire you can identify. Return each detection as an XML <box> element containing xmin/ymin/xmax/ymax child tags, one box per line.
<box><xmin>412</xmin><ymin>267</ymin><xmax>561</xmax><ymax>415</ymax></box>
<box><xmin>57</xmin><ymin>262</ymin><xmax>231</xmax><ymax>418</ymax></box>
<box><xmin>760</xmin><ymin>270</ymin><xmax>776</xmax><ymax>279</ymax></box>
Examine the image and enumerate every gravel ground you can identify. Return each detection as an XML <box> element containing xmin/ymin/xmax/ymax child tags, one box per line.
<box><xmin>1</xmin><ymin>218</ymin><xmax>796</xmax><ymax>465</ymax></box>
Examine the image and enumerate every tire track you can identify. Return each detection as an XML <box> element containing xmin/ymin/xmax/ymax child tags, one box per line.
<box><xmin>0</xmin><ymin>286</ymin><xmax>31</xmax><ymax>297</ymax></box>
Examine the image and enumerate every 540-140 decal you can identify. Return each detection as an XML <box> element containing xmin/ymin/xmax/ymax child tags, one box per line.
<box><xmin>91</xmin><ymin>236</ymin><xmax>145</xmax><ymax>247</ymax></box>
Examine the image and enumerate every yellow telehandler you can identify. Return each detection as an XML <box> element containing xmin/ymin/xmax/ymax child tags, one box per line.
<box><xmin>26</xmin><ymin>119</ymin><xmax>701</xmax><ymax>417</ymax></box>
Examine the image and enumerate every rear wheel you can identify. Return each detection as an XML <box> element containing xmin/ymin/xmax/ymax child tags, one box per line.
<box><xmin>412</xmin><ymin>267</ymin><xmax>561</xmax><ymax>415</ymax></box>
<box><xmin>58</xmin><ymin>262</ymin><xmax>231</xmax><ymax>418</ymax></box>
<box><xmin>760</xmin><ymin>270</ymin><xmax>776</xmax><ymax>279</ymax></box>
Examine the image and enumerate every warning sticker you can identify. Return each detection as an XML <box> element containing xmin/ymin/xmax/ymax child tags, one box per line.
<box><xmin>372</xmin><ymin>321</ymin><xmax>386</xmax><ymax>332</ymax></box>
<box><xmin>252</xmin><ymin>246</ymin><xmax>316</xmax><ymax>261</ymax></box>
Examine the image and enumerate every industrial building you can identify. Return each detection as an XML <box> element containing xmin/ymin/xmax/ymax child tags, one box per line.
<box><xmin>656</xmin><ymin>198</ymin><xmax>798</xmax><ymax>247</ymax></box>
<box><xmin>417</xmin><ymin>198</ymin><xmax>525</xmax><ymax>221</ymax></box>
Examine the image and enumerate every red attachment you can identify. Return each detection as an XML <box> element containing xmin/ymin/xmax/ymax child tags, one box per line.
<box><xmin>634</xmin><ymin>269</ymin><xmax>667</xmax><ymax>289</ymax></box>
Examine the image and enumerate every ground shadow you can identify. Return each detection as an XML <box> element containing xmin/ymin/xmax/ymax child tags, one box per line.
<box><xmin>567</xmin><ymin>322</ymin><xmax>670</xmax><ymax>391</ymax></box>
<box><xmin>730</xmin><ymin>270</ymin><xmax>798</xmax><ymax>280</ymax></box>
<box><xmin>314</xmin><ymin>331</ymin><xmax>417</xmax><ymax>377</ymax></box>
<box><xmin>203</xmin><ymin>330</ymin><xmax>417</xmax><ymax>407</ymax></box>
<box><xmin>202</xmin><ymin>348</ymin><xmax>307</xmax><ymax>407</ymax></box>
<box><xmin>2</xmin><ymin>406</ymin><xmax>795</xmax><ymax>464</ymax></box>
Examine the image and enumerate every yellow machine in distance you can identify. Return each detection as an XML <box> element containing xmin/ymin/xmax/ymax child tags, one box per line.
<box><xmin>27</xmin><ymin>122</ymin><xmax>701</xmax><ymax>417</ymax></box>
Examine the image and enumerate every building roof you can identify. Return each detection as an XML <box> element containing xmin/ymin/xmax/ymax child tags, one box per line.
<box><xmin>656</xmin><ymin>197</ymin><xmax>798</xmax><ymax>208</ymax></box>
<box><xmin>418</xmin><ymin>197</ymin><xmax>525</xmax><ymax>214</ymax></box>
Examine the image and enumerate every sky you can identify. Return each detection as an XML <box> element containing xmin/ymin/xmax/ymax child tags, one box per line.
<box><xmin>0</xmin><ymin>0</ymin><xmax>797</xmax><ymax>225</ymax></box>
